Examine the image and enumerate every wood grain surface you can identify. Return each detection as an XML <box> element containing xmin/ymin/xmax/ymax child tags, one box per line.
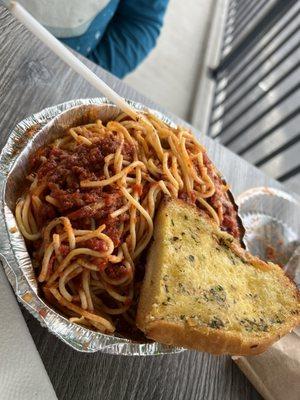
<box><xmin>0</xmin><ymin>5</ymin><xmax>285</xmax><ymax>400</ymax></box>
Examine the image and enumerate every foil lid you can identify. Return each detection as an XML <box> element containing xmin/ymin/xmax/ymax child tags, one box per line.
<box><xmin>237</xmin><ymin>187</ymin><xmax>300</xmax><ymax>284</ymax></box>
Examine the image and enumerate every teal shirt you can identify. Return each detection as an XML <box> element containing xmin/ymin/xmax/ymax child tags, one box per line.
<box><xmin>60</xmin><ymin>0</ymin><xmax>169</xmax><ymax>78</ymax></box>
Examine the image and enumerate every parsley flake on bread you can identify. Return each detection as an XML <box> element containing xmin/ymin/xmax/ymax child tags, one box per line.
<box><xmin>136</xmin><ymin>199</ymin><xmax>300</xmax><ymax>355</ymax></box>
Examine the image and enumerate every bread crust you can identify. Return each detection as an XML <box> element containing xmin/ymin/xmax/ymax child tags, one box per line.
<box><xmin>141</xmin><ymin>316</ymin><xmax>299</xmax><ymax>356</ymax></box>
<box><xmin>136</xmin><ymin>199</ymin><xmax>300</xmax><ymax>355</ymax></box>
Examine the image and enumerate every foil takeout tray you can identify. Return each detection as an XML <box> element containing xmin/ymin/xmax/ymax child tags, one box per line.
<box><xmin>0</xmin><ymin>97</ymin><xmax>247</xmax><ymax>355</ymax></box>
<box><xmin>0</xmin><ymin>98</ymin><xmax>186</xmax><ymax>355</ymax></box>
<box><xmin>1</xmin><ymin>98</ymin><xmax>298</xmax><ymax>355</ymax></box>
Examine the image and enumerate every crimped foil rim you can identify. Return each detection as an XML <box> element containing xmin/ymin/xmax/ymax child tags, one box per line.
<box><xmin>236</xmin><ymin>186</ymin><xmax>300</xmax><ymax>270</ymax></box>
<box><xmin>236</xmin><ymin>187</ymin><xmax>299</xmax><ymax>207</ymax></box>
<box><xmin>0</xmin><ymin>97</ymin><xmax>184</xmax><ymax>355</ymax></box>
<box><xmin>236</xmin><ymin>187</ymin><xmax>300</xmax><ymax>242</ymax></box>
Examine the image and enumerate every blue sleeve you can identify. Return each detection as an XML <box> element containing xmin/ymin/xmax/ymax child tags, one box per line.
<box><xmin>88</xmin><ymin>0</ymin><xmax>169</xmax><ymax>78</ymax></box>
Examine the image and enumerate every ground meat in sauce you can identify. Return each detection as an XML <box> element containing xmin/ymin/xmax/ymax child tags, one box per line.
<box><xmin>59</xmin><ymin>244</ymin><xmax>70</xmax><ymax>257</ymax></box>
<box><xmin>202</xmin><ymin>152</ymin><xmax>241</xmax><ymax>239</ymax></box>
<box><xmin>34</xmin><ymin>134</ymin><xmax>133</xmax><ymax>181</ymax></box>
<box><xmin>178</xmin><ymin>190</ymin><xmax>196</xmax><ymax>205</ymax></box>
<box><xmin>82</xmin><ymin>238</ymin><xmax>108</xmax><ymax>252</ymax></box>
<box><xmin>30</xmin><ymin>132</ymin><xmax>241</xmax><ymax>278</ymax></box>
<box><xmin>30</xmin><ymin>135</ymin><xmax>132</xmax><ymax>277</ymax></box>
<box><xmin>35</xmin><ymin>202</ymin><xmax>56</xmax><ymax>226</ymax></box>
<box><xmin>105</xmin><ymin>263</ymin><xmax>128</xmax><ymax>281</ymax></box>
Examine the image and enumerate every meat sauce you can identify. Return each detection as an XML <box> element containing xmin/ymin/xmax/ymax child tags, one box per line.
<box><xmin>202</xmin><ymin>152</ymin><xmax>241</xmax><ymax>239</ymax></box>
<box><xmin>178</xmin><ymin>152</ymin><xmax>241</xmax><ymax>239</ymax></box>
<box><xmin>30</xmin><ymin>134</ymin><xmax>134</xmax><ymax>281</ymax></box>
<box><xmin>30</xmin><ymin>133</ymin><xmax>241</xmax><ymax>282</ymax></box>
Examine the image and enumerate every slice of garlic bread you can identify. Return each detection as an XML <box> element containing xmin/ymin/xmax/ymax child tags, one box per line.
<box><xmin>136</xmin><ymin>199</ymin><xmax>300</xmax><ymax>355</ymax></box>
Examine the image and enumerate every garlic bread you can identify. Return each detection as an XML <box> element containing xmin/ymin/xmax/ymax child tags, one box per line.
<box><xmin>136</xmin><ymin>199</ymin><xmax>300</xmax><ymax>355</ymax></box>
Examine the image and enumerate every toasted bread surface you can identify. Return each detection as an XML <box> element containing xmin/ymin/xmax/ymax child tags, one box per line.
<box><xmin>136</xmin><ymin>199</ymin><xmax>300</xmax><ymax>355</ymax></box>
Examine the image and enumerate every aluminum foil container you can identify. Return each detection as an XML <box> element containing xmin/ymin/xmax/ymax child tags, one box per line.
<box><xmin>237</xmin><ymin>187</ymin><xmax>300</xmax><ymax>285</ymax></box>
<box><xmin>0</xmin><ymin>97</ymin><xmax>244</xmax><ymax>355</ymax></box>
<box><xmin>0</xmin><ymin>98</ymin><xmax>186</xmax><ymax>355</ymax></box>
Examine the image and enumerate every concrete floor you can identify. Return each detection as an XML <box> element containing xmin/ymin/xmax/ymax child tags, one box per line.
<box><xmin>124</xmin><ymin>0</ymin><xmax>216</xmax><ymax>122</ymax></box>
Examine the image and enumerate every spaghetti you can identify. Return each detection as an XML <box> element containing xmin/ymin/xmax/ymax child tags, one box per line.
<box><xmin>15</xmin><ymin>112</ymin><xmax>241</xmax><ymax>335</ymax></box>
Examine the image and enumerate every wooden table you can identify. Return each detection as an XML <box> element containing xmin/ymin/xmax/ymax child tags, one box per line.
<box><xmin>0</xmin><ymin>6</ymin><xmax>287</xmax><ymax>400</ymax></box>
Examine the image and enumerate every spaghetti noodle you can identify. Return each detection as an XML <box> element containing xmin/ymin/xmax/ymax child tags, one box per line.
<box><xmin>15</xmin><ymin>112</ymin><xmax>241</xmax><ymax>335</ymax></box>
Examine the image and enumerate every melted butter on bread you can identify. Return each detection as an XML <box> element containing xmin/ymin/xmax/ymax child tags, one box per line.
<box><xmin>136</xmin><ymin>199</ymin><xmax>300</xmax><ymax>355</ymax></box>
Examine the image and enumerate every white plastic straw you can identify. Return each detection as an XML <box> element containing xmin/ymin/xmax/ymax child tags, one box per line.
<box><xmin>7</xmin><ymin>1</ymin><xmax>138</xmax><ymax>120</ymax></box>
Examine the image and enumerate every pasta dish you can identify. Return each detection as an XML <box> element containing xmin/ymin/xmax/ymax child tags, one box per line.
<box><xmin>15</xmin><ymin>112</ymin><xmax>241</xmax><ymax>335</ymax></box>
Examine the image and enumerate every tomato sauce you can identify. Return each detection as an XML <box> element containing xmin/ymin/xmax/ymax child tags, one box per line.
<box><xmin>202</xmin><ymin>152</ymin><xmax>241</xmax><ymax>239</ymax></box>
<box><xmin>30</xmin><ymin>132</ymin><xmax>241</xmax><ymax>282</ymax></box>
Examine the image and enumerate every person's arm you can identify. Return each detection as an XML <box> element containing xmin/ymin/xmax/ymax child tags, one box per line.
<box><xmin>89</xmin><ymin>0</ymin><xmax>169</xmax><ymax>78</ymax></box>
